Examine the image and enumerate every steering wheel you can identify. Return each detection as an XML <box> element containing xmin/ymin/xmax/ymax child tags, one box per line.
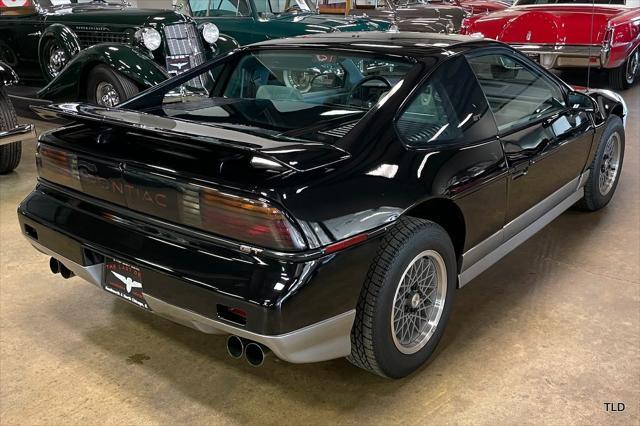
<box><xmin>347</xmin><ymin>75</ymin><xmax>392</xmax><ymax>107</ymax></box>
<box><xmin>284</xmin><ymin>4</ymin><xmax>302</xmax><ymax>12</ymax></box>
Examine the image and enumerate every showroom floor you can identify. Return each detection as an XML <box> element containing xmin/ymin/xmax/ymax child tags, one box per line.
<box><xmin>1</xmin><ymin>84</ymin><xmax>638</xmax><ymax>425</ymax></box>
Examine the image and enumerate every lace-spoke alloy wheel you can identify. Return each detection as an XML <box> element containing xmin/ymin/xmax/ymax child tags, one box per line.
<box><xmin>348</xmin><ymin>217</ymin><xmax>456</xmax><ymax>378</ymax></box>
<box><xmin>598</xmin><ymin>131</ymin><xmax>621</xmax><ymax>197</ymax></box>
<box><xmin>391</xmin><ymin>250</ymin><xmax>447</xmax><ymax>355</ymax></box>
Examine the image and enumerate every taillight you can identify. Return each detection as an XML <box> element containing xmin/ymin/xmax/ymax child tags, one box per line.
<box><xmin>188</xmin><ymin>186</ymin><xmax>306</xmax><ymax>252</ymax></box>
<box><xmin>36</xmin><ymin>145</ymin><xmax>81</xmax><ymax>191</ymax></box>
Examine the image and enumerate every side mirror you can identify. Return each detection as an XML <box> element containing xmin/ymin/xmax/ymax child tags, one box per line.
<box><xmin>568</xmin><ymin>91</ymin><xmax>597</xmax><ymax>113</ymax></box>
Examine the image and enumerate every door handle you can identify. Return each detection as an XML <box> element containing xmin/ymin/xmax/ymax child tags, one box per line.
<box><xmin>512</xmin><ymin>162</ymin><xmax>529</xmax><ymax>180</ymax></box>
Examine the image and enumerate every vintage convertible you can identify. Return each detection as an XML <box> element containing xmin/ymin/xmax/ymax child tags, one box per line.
<box><xmin>0</xmin><ymin>61</ymin><xmax>35</xmax><ymax>173</ymax></box>
<box><xmin>460</xmin><ymin>0</ymin><xmax>640</xmax><ymax>89</ymax></box>
<box><xmin>0</xmin><ymin>0</ymin><xmax>237</xmax><ymax>106</ymax></box>
<box><xmin>20</xmin><ymin>33</ymin><xmax>626</xmax><ymax>378</ymax></box>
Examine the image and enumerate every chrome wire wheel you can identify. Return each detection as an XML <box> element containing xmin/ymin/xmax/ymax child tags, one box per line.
<box><xmin>96</xmin><ymin>82</ymin><xmax>120</xmax><ymax>107</ymax></box>
<box><xmin>598</xmin><ymin>131</ymin><xmax>621</xmax><ymax>196</ymax></box>
<box><xmin>391</xmin><ymin>250</ymin><xmax>447</xmax><ymax>355</ymax></box>
<box><xmin>45</xmin><ymin>44</ymin><xmax>67</xmax><ymax>79</ymax></box>
<box><xmin>626</xmin><ymin>49</ymin><xmax>639</xmax><ymax>84</ymax></box>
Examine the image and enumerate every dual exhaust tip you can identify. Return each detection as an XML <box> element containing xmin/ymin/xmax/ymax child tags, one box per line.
<box><xmin>226</xmin><ymin>335</ymin><xmax>269</xmax><ymax>367</ymax></box>
<box><xmin>49</xmin><ymin>257</ymin><xmax>74</xmax><ymax>279</ymax></box>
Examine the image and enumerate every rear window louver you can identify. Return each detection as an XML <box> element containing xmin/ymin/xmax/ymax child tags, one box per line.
<box><xmin>318</xmin><ymin>121</ymin><xmax>358</xmax><ymax>139</ymax></box>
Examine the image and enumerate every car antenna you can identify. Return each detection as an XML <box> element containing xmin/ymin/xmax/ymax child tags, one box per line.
<box><xmin>586</xmin><ymin>0</ymin><xmax>595</xmax><ymax>90</ymax></box>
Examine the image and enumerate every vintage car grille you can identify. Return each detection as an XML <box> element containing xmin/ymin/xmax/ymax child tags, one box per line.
<box><xmin>75</xmin><ymin>30</ymin><xmax>131</xmax><ymax>49</ymax></box>
<box><xmin>163</xmin><ymin>23</ymin><xmax>206</xmax><ymax>87</ymax></box>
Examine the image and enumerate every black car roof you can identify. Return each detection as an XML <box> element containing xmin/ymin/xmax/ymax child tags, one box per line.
<box><xmin>250</xmin><ymin>32</ymin><xmax>503</xmax><ymax>59</ymax></box>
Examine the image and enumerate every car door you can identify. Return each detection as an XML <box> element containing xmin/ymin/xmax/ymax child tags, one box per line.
<box><xmin>0</xmin><ymin>1</ymin><xmax>43</xmax><ymax>80</ymax></box>
<box><xmin>466</xmin><ymin>50</ymin><xmax>594</xmax><ymax>237</ymax></box>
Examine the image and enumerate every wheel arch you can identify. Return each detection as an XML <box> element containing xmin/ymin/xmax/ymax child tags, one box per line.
<box><xmin>403</xmin><ymin>197</ymin><xmax>466</xmax><ymax>271</ymax></box>
<box><xmin>38</xmin><ymin>24</ymin><xmax>81</xmax><ymax>82</ymax></box>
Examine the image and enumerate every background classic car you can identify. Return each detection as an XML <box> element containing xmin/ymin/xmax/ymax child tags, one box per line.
<box><xmin>180</xmin><ymin>0</ymin><xmax>393</xmax><ymax>46</ymax></box>
<box><xmin>320</xmin><ymin>0</ymin><xmax>467</xmax><ymax>33</ymax></box>
<box><xmin>0</xmin><ymin>61</ymin><xmax>35</xmax><ymax>173</ymax></box>
<box><xmin>0</xmin><ymin>0</ymin><xmax>236</xmax><ymax>106</ymax></box>
<box><xmin>460</xmin><ymin>0</ymin><xmax>640</xmax><ymax>89</ymax></box>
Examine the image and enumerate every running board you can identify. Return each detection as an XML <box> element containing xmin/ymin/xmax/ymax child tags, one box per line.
<box><xmin>458</xmin><ymin>176</ymin><xmax>586</xmax><ymax>287</ymax></box>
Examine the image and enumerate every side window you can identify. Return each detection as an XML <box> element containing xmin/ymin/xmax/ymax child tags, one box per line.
<box><xmin>396</xmin><ymin>55</ymin><xmax>497</xmax><ymax>147</ymax></box>
<box><xmin>467</xmin><ymin>53</ymin><xmax>566</xmax><ymax>133</ymax></box>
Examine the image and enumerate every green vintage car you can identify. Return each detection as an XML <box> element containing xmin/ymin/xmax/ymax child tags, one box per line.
<box><xmin>179</xmin><ymin>0</ymin><xmax>394</xmax><ymax>45</ymax></box>
<box><xmin>0</xmin><ymin>0</ymin><xmax>237</xmax><ymax>106</ymax></box>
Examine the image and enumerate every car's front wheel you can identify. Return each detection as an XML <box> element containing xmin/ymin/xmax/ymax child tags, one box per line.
<box><xmin>348</xmin><ymin>217</ymin><xmax>456</xmax><ymax>378</ymax></box>
<box><xmin>87</xmin><ymin>65</ymin><xmax>139</xmax><ymax>107</ymax></box>
<box><xmin>577</xmin><ymin>115</ymin><xmax>625</xmax><ymax>211</ymax></box>
<box><xmin>608</xmin><ymin>48</ymin><xmax>639</xmax><ymax>90</ymax></box>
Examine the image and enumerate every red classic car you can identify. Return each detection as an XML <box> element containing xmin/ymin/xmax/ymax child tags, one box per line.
<box><xmin>460</xmin><ymin>0</ymin><xmax>640</xmax><ymax>89</ymax></box>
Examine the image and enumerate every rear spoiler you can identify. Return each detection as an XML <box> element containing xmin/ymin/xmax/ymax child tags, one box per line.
<box><xmin>31</xmin><ymin>103</ymin><xmax>350</xmax><ymax>172</ymax></box>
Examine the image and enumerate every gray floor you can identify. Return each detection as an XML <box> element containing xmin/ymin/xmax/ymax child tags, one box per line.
<box><xmin>1</xmin><ymin>86</ymin><xmax>638</xmax><ymax>425</ymax></box>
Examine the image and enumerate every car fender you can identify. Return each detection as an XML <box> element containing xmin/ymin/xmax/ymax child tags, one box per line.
<box><xmin>200</xmin><ymin>33</ymin><xmax>241</xmax><ymax>60</ymax></box>
<box><xmin>38</xmin><ymin>24</ymin><xmax>82</xmax><ymax>81</ymax></box>
<box><xmin>0</xmin><ymin>61</ymin><xmax>18</xmax><ymax>87</ymax></box>
<box><xmin>38</xmin><ymin>43</ymin><xmax>170</xmax><ymax>102</ymax></box>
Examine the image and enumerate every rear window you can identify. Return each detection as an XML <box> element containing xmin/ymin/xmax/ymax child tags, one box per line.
<box><xmin>149</xmin><ymin>49</ymin><xmax>416</xmax><ymax>142</ymax></box>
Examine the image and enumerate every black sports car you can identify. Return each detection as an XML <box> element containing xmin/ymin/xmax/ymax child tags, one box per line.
<box><xmin>19</xmin><ymin>33</ymin><xmax>626</xmax><ymax>378</ymax></box>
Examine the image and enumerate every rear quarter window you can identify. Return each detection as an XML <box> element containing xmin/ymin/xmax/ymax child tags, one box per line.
<box><xmin>396</xmin><ymin>55</ymin><xmax>497</xmax><ymax>148</ymax></box>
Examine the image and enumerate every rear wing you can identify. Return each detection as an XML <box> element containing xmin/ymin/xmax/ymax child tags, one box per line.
<box><xmin>32</xmin><ymin>103</ymin><xmax>350</xmax><ymax>172</ymax></box>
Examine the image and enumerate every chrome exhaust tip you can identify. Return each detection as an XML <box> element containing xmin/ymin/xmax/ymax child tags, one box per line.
<box><xmin>245</xmin><ymin>342</ymin><xmax>269</xmax><ymax>367</ymax></box>
<box><xmin>49</xmin><ymin>257</ymin><xmax>60</xmax><ymax>274</ymax></box>
<box><xmin>59</xmin><ymin>263</ymin><xmax>74</xmax><ymax>279</ymax></box>
<box><xmin>226</xmin><ymin>335</ymin><xmax>245</xmax><ymax>359</ymax></box>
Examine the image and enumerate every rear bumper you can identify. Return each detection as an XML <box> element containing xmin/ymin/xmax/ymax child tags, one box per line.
<box><xmin>18</xmin><ymin>184</ymin><xmax>381</xmax><ymax>363</ymax></box>
<box><xmin>0</xmin><ymin>124</ymin><xmax>36</xmax><ymax>146</ymax></box>
<box><xmin>512</xmin><ymin>44</ymin><xmax>610</xmax><ymax>70</ymax></box>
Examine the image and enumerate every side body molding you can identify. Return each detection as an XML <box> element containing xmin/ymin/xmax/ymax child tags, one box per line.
<box><xmin>458</xmin><ymin>172</ymin><xmax>589</xmax><ymax>287</ymax></box>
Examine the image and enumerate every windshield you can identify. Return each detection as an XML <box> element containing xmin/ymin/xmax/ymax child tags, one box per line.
<box><xmin>147</xmin><ymin>50</ymin><xmax>416</xmax><ymax>143</ymax></box>
<box><xmin>255</xmin><ymin>0</ymin><xmax>316</xmax><ymax>15</ymax></box>
<box><xmin>515</xmin><ymin>0</ymin><xmax>628</xmax><ymax>4</ymax></box>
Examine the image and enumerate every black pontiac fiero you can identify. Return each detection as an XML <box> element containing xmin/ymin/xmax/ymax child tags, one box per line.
<box><xmin>19</xmin><ymin>33</ymin><xmax>626</xmax><ymax>378</ymax></box>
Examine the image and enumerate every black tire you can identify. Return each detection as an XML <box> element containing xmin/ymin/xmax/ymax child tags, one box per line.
<box><xmin>608</xmin><ymin>48</ymin><xmax>638</xmax><ymax>90</ymax></box>
<box><xmin>348</xmin><ymin>217</ymin><xmax>457</xmax><ymax>378</ymax></box>
<box><xmin>576</xmin><ymin>115</ymin><xmax>625</xmax><ymax>211</ymax></box>
<box><xmin>87</xmin><ymin>64</ymin><xmax>139</xmax><ymax>107</ymax></box>
<box><xmin>0</xmin><ymin>88</ymin><xmax>22</xmax><ymax>174</ymax></box>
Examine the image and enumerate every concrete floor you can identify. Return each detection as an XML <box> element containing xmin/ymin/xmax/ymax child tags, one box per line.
<box><xmin>1</xmin><ymin>85</ymin><xmax>638</xmax><ymax>425</ymax></box>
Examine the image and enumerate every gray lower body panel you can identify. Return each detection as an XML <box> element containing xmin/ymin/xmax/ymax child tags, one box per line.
<box><xmin>458</xmin><ymin>173</ymin><xmax>588</xmax><ymax>287</ymax></box>
<box><xmin>27</xmin><ymin>239</ymin><xmax>355</xmax><ymax>364</ymax></box>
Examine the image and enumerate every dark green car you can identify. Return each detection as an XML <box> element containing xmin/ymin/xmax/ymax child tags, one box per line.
<box><xmin>0</xmin><ymin>0</ymin><xmax>237</xmax><ymax>106</ymax></box>
<box><xmin>180</xmin><ymin>0</ymin><xmax>394</xmax><ymax>45</ymax></box>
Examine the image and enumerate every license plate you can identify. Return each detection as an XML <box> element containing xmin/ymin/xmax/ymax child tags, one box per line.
<box><xmin>166</xmin><ymin>56</ymin><xmax>192</xmax><ymax>76</ymax></box>
<box><xmin>103</xmin><ymin>259</ymin><xmax>151</xmax><ymax>311</ymax></box>
<box><xmin>526</xmin><ymin>53</ymin><xmax>541</xmax><ymax>63</ymax></box>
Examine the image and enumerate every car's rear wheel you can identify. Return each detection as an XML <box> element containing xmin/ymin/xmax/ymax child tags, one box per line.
<box><xmin>608</xmin><ymin>48</ymin><xmax>638</xmax><ymax>90</ymax></box>
<box><xmin>87</xmin><ymin>65</ymin><xmax>139</xmax><ymax>107</ymax></box>
<box><xmin>0</xmin><ymin>87</ymin><xmax>22</xmax><ymax>174</ymax></box>
<box><xmin>348</xmin><ymin>217</ymin><xmax>456</xmax><ymax>378</ymax></box>
<box><xmin>577</xmin><ymin>115</ymin><xmax>625</xmax><ymax>211</ymax></box>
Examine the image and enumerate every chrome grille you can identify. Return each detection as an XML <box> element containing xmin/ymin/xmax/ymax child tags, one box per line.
<box><xmin>163</xmin><ymin>23</ymin><xmax>206</xmax><ymax>88</ymax></box>
<box><xmin>75</xmin><ymin>30</ymin><xmax>131</xmax><ymax>49</ymax></box>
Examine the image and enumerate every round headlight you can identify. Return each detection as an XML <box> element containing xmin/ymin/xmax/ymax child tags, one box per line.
<box><xmin>202</xmin><ymin>23</ymin><xmax>220</xmax><ymax>44</ymax></box>
<box><xmin>141</xmin><ymin>27</ymin><xmax>162</xmax><ymax>51</ymax></box>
